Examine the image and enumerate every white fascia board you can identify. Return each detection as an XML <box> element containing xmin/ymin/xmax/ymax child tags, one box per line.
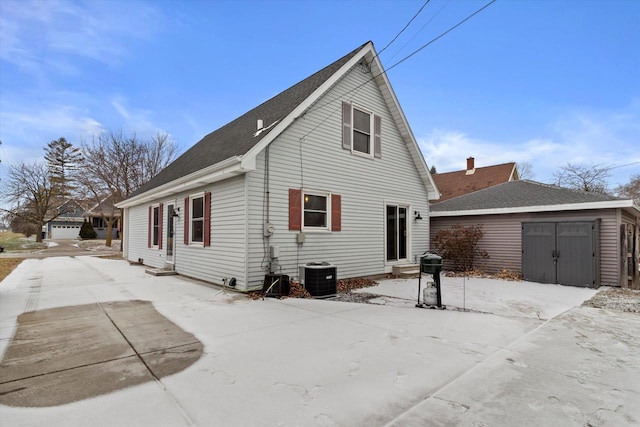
<box><xmin>116</xmin><ymin>157</ymin><xmax>246</xmax><ymax>208</ymax></box>
<box><xmin>241</xmin><ymin>42</ymin><xmax>377</xmax><ymax>163</ymax></box>
<box><xmin>368</xmin><ymin>50</ymin><xmax>440</xmax><ymax>201</ymax></box>
<box><xmin>430</xmin><ymin>199</ymin><xmax>639</xmax><ymax>217</ymax></box>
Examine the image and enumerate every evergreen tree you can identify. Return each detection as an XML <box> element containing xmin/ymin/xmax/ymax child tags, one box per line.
<box><xmin>79</xmin><ymin>220</ymin><xmax>97</xmax><ymax>239</ymax></box>
<box><xmin>44</xmin><ymin>137</ymin><xmax>82</xmax><ymax>197</ymax></box>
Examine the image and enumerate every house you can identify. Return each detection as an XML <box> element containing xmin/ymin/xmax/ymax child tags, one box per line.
<box><xmin>116</xmin><ymin>41</ymin><xmax>440</xmax><ymax>292</ymax></box>
<box><xmin>85</xmin><ymin>196</ymin><xmax>120</xmax><ymax>239</ymax></box>
<box><xmin>44</xmin><ymin>200</ymin><xmax>85</xmax><ymax>239</ymax></box>
<box><xmin>44</xmin><ymin>197</ymin><xmax>120</xmax><ymax>240</ymax></box>
<box><xmin>432</xmin><ymin>157</ymin><xmax>519</xmax><ymax>202</ymax></box>
<box><xmin>430</xmin><ymin>180</ymin><xmax>640</xmax><ymax>289</ymax></box>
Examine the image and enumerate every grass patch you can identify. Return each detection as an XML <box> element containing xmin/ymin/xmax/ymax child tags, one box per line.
<box><xmin>0</xmin><ymin>232</ymin><xmax>46</xmax><ymax>252</ymax></box>
<box><xmin>0</xmin><ymin>258</ymin><xmax>23</xmax><ymax>282</ymax></box>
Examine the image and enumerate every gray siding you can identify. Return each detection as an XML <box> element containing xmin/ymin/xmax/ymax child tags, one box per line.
<box><xmin>245</xmin><ymin>63</ymin><xmax>431</xmax><ymax>290</ymax></box>
<box><xmin>124</xmin><ymin>176</ymin><xmax>249</xmax><ymax>289</ymax></box>
<box><xmin>430</xmin><ymin>208</ymin><xmax>621</xmax><ymax>286</ymax></box>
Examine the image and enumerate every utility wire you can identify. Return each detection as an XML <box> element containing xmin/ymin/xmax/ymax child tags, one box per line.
<box><xmin>377</xmin><ymin>0</ymin><xmax>431</xmax><ymax>56</ymax></box>
<box><xmin>299</xmin><ymin>0</ymin><xmax>497</xmax><ymax>140</ymax></box>
<box><xmin>384</xmin><ymin>0</ymin><xmax>497</xmax><ymax>74</ymax></box>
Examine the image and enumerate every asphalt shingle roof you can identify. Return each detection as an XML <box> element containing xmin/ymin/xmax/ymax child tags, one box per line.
<box><xmin>431</xmin><ymin>180</ymin><xmax>620</xmax><ymax>212</ymax></box>
<box><xmin>432</xmin><ymin>162</ymin><xmax>516</xmax><ymax>202</ymax></box>
<box><xmin>130</xmin><ymin>42</ymin><xmax>368</xmax><ymax>198</ymax></box>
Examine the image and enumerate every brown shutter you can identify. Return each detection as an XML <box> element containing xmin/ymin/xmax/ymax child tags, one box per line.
<box><xmin>204</xmin><ymin>192</ymin><xmax>211</xmax><ymax>247</ymax></box>
<box><xmin>148</xmin><ymin>206</ymin><xmax>152</xmax><ymax>248</ymax></box>
<box><xmin>184</xmin><ymin>197</ymin><xmax>189</xmax><ymax>245</ymax></box>
<box><xmin>158</xmin><ymin>203</ymin><xmax>163</xmax><ymax>250</ymax></box>
<box><xmin>289</xmin><ymin>188</ymin><xmax>302</xmax><ymax>231</ymax></box>
<box><xmin>331</xmin><ymin>194</ymin><xmax>341</xmax><ymax>232</ymax></box>
<box><xmin>374</xmin><ymin>114</ymin><xmax>382</xmax><ymax>158</ymax></box>
<box><xmin>342</xmin><ymin>101</ymin><xmax>352</xmax><ymax>150</ymax></box>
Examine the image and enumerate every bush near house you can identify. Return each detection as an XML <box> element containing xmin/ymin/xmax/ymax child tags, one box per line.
<box><xmin>433</xmin><ymin>224</ymin><xmax>489</xmax><ymax>272</ymax></box>
<box><xmin>79</xmin><ymin>220</ymin><xmax>97</xmax><ymax>239</ymax></box>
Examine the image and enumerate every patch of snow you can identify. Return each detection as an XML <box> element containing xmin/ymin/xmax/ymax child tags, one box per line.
<box><xmin>46</xmin><ymin>242</ymin><xmax>59</xmax><ymax>248</ymax></box>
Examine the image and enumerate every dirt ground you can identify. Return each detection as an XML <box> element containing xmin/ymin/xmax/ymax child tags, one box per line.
<box><xmin>583</xmin><ymin>287</ymin><xmax>640</xmax><ymax>313</ymax></box>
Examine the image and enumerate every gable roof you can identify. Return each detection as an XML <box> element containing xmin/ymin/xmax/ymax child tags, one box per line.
<box><xmin>432</xmin><ymin>162</ymin><xmax>517</xmax><ymax>202</ymax></box>
<box><xmin>118</xmin><ymin>42</ymin><xmax>439</xmax><ymax>208</ymax></box>
<box><xmin>430</xmin><ymin>180</ymin><xmax>640</xmax><ymax>217</ymax></box>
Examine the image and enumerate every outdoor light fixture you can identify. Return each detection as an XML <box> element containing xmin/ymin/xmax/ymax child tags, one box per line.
<box><xmin>172</xmin><ymin>207</ymin><xmax>180</xmax><ymax>218</ymax></box>
<box><xmin>414</xmin><ymin>211</ymin><xmax>423</xmax><ymax>221</ymax></box>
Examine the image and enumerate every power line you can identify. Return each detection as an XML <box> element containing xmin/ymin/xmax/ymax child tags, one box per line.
<box><xmin>299</xmin><ymin>0</ymin><xmax>497</xmax><ymax>140</ymax></box>
<box><xmin>377</xmin><ymin>0</ymin><xmax>431</xmax><ymax>57</ymax></box>
<box><xmin>384</xmin><ymin>0</ymin><xmax>497</xmax><ymax>74</ymax></box>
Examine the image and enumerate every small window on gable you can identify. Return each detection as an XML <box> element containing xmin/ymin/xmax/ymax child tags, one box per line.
<box><xmin>191</xmin><ymin>196</ymin><xmax>204</xmax><ymax>243</ymax></box>
<box><xmin>342</xmin><ymin>101</ymin><xmax>381</xmax><ymax>158</ymax></box>
<box><xmin>352</xmin><ymin>107</ymin><xmax>372</xmax><ymax>155</ymax></box>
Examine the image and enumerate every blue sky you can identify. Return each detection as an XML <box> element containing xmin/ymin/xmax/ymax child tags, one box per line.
<box><xmin>1</xmin><ymin>0</ymin><xmax>639</xmax><ymax>190</ymax></box>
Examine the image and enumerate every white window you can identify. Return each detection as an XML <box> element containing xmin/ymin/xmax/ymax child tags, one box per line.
<box><xmin>151</xmin><ymin>205</ymin><xmax>160</xmax><ymax>246</ymax></box>
<box><xmin>190</xmin><ymin>195</ymin><xmax>204</xmax><ymax>243</ymax></box>
<box><xmin>352</xmin><ymin>107</ymin><xmax>372</xmax><ymax>155</ymax></box>
<box><xmin>303</xmin><ymin>191</ymin><xmax>330</xmax><ymax>231</ymax></box>
<box><xmin>342</xmin><ymin>101</ymin><xmax>381</xmax><ymax>158</ymax></box>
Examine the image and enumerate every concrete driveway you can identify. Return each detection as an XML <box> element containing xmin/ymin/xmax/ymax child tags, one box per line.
<box><xmin>1</xmin><ymin>257</ymin><xmax>639</xmax><ymax>426</ymax></box>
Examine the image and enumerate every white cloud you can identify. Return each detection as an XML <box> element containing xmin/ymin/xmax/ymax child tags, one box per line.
<box><xmin>0</xmin><ymin>0</ymin><xmax>163</xmax><ymax>75</ymax></box>
<box><xmin>418</xmin><ymin>101</ymin><xmax>640</xmax><ymax>186</ymax></box>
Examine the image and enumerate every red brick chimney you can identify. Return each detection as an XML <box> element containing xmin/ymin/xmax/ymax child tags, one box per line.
<box><xmin>467</xmin><ymin>157</ymin><xmax>475</xmax><ymax>171</ymax></box>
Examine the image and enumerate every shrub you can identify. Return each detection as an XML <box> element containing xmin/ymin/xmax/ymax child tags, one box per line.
<box><xmin>433</xmin><ymin>224</ymin><xmax>488</xmax><ymax>272</ymax></box>
<box><xmin>79</xmin><ymin>220</ymin><xmax>97</xmax><ymax>239</ymax></box>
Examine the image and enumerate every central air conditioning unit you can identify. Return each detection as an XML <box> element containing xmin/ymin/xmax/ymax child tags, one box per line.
<box><xmin>299</xmin><ymin>262</ymin><xmax>337</xmax><ymax>297</ymax></box>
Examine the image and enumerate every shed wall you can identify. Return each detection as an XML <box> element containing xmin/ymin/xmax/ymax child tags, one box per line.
<box><xmin>430</xmin><ymin>208</ymin><xmax>620</xmax><ymax>286</ymax></box>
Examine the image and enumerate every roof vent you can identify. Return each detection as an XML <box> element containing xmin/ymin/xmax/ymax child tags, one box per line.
<box><xmin>257</xmin><ymin>119</ymin><xmax>264</xmax><ymax>130</ymax></box>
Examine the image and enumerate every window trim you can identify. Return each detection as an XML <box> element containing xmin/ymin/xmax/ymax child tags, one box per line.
<box><xmin>151</xmin><ymin>204</ymin><xmax>160</xmax><ymax>248</ymax></box>
<box><xmin>189</xmin><ymin>193</ymin><xmax>205</xmax><ymax>246</ymax></box>
<box><xmin>301</xmin><ymin>189</ymin><xmax>331</xmax><ymax>232</ymax></box>
<box><xmin>351</xmin><ymin>104</ymin><xmax>374</xmax><ymax>158</ymax></box>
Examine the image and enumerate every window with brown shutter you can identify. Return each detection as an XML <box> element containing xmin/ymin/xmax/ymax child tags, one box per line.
<box><xmin>342</xmin><ymin>101</ymin><xmax>381</xmax><ymax>158</ymax></box>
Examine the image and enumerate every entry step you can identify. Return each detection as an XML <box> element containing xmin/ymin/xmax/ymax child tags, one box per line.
<box><xmin>392</xmin><ymin>264</ymin><xmax>420</xmax><ymax>277</ymax></box>
<box><xmin>145</xmin><ymin>268</ymin><xmax>178</xmax><ymax>277</ymax></box>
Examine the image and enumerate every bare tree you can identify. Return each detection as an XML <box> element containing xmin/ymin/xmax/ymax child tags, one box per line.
<box><xmin>615</xmin><ymin>174</ymin><xmax>640</xmax><ymax>204</ymax></box>
<box><xmin>1</xmin><ymin>161</ymin><xmax>64</xmax><ymax>242</ymax></box>
<box><xmin>80</xmin><ymin>131</ymin><xmax>177</xmax><ymax>247</ymax></box>
<box><xmin>553</xmin><ymin>163</ymin><xmax>611</xmax><ymax>194</ymax></box>
<box><xmin>517</xmin><ymin>161</ymin><xmax>534</xmax><ymax>180</ymax></box>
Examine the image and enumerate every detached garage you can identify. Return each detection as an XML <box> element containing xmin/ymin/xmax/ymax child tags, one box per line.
<box><xmin>49</xmin><ymin>223</ymin><xmax>82</xmax><ymax>239</ymax></box>
<box><xmin>430</xmin><ymin>180</ymin><xmax>640</xmax><ymax>289</ymax></box>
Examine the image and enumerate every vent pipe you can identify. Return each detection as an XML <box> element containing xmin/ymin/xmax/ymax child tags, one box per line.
<box><xmin>257</xmin><ymin>119</ymin><xmax>264</xmax><ymax>130</ymax></box>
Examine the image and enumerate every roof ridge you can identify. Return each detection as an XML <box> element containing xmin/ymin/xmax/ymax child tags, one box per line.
<box><xmin>127</xmin><ymin>41</ymin><xmax>371</xmax><ymax>199</ymax></box>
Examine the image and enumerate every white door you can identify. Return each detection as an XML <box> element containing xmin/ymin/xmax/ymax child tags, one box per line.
<box><xmin>51</xmin><ymin>224</ymin><xmax>81</xmax><ymax>239</ymax></box>
<box><xmin>386</xmin><ymin>205</ymin><xmax>409</xmax><ymax>262</ymax></box>
<box><xmin>166</xmin><ymin>204</ymin><xmax>176</xmax><ymax>266</ymax></box>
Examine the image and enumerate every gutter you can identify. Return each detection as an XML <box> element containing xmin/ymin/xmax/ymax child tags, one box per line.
<box><xmin>116</xmin><ymin>156</ymin><xmax>253</xmax><ymax>208</ymax></box>
<box><xmin>430</xmin><ymin>199</ymin><xmax>640</xmax><ymax>217</ymax></box>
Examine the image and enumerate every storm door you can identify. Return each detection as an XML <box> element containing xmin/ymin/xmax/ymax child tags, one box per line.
<box><xmin>166</xmin><ymin>204</ymin><xmax>176</xmax><ymax>266</ymax></box>
<box><xmin>386</xmin><ymin>205</ymin><xmax>408</xmax><ymax>262</ymax></box>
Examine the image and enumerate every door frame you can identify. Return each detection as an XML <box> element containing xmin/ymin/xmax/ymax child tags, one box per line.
<box><xmin>166</xmin><ymin>202</ymin><xmax>177</xmax><ymax>267</ymax></box>
<box><xmin>384</xmin><ymin>202</ymin><xmax>412</xmax><ymax>265</ymax></box>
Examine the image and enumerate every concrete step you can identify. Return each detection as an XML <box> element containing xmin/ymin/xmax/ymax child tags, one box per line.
<box><xmin>145</xmin><ymin>268</ymin><xmax>178</xmax><ymax>277</ymax></box>
<box><xmin>392</xmin><ymin>264</ymin><xmax>420</xmax><ymax>277</ymax></box>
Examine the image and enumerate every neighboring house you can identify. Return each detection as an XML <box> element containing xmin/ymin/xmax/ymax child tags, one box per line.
<box><xmin>116</xmin><ymin>41</ymin><xmax>440</xmax><ymax>292</ymax></box>
<box><xmin>85</xmin><ymin>196</ymin><xmax>120</xmax><ymax>239</ymax></box>
<box><xmin>44</xmin><ymin>200</ymin><xmax>85</xmax><ymax>239</ymax></box>
<box><xmin>432</xmin><ymin>157</ymin><xmax>519</xmax><ymax>202</ymax></box>
<box><xmin>430</xmin><ymin>180</ymin><xmax>640</xmax><ymax>289</ymax></box>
